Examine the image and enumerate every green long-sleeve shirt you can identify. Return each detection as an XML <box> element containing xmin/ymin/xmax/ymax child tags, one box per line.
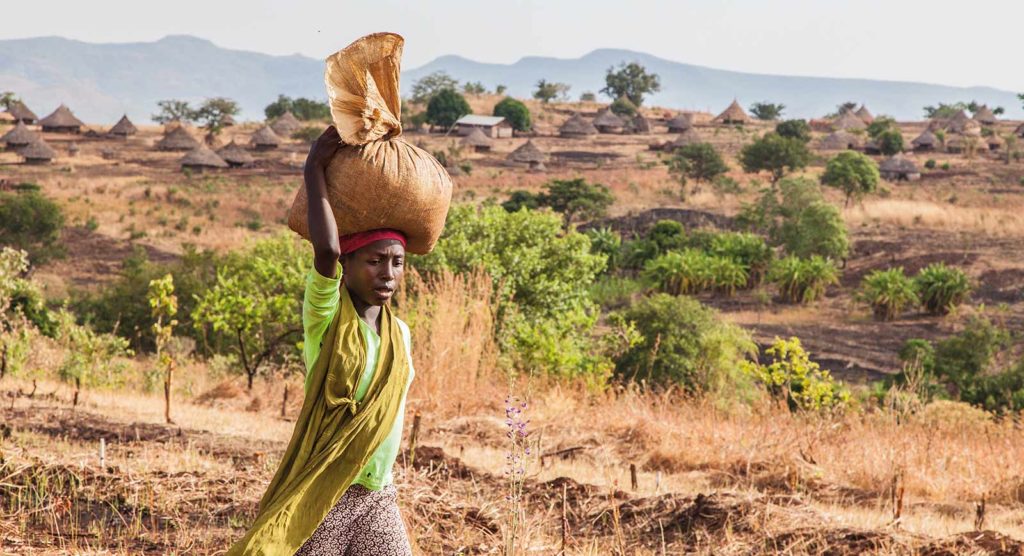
<box><xmin>301</xmin><ymin>266</ymin><xmax>414</xmax><ymax>490</ymax></box>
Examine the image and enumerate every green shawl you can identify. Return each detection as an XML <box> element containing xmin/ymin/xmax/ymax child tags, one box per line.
<box><xmin>227</xmin><ymin>286</ymin><xmax>410</xmax><ymax>555</ymax></box>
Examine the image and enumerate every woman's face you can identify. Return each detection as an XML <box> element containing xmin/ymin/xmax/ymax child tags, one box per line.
<box><xmin>342</xmin><ymin>239</ymin><xmax>406</xmax><ymax>306</ymax></box>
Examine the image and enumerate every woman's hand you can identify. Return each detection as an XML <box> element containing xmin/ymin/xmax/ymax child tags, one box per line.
<box><xmin>305</xmin><ymin>126</ymin><xmax>343</xmax><ymax>173</ymax></box>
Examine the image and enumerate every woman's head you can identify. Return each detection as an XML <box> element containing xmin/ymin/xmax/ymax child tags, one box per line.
<box><xmin>339</xmin><ymin>229</ymin><xmax>407</xmax><ymax>306</ymax></box>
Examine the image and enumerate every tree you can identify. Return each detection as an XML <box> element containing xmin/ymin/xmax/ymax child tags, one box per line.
<box><xmin>866</xmin><ymin>116</ymin><xmax>898</xmax><ymax>139</ymax></box>
<box><xmin>534</xmin><ymin>79</ymin><xmax>570</xmax><ymax>103</ymax></box>
<box><xmin>775</xmin><ymin>119</ymin><xmax>811</xmax><ymax>143</ymax></box>
<box><xmin>877</xmin><ymin>129</ymin><xmax>905</xmax><ymax>156</ymax></box>
<box><xmin>495</xmin><ymin>84</ymin><xmax>507</xmax><ymax>95</ymax></box>
<box><xmin>923</xmin><ymin>102</ymin><xmax>968</xmax><ymax>119</ymax></box>
<box><xmin>600</xmin><ymin>62</ymin><xmax>660</xmax><ymax>106</ymax></box>
<box><xmin>152</xmin><ymin>99</ymin><xmax>196</xmax><ymax>124</ymax></box>
<box><xmin>821</xmin><ymin>151</ymin><xmax>880</xmax><ymax>206</ymax></box>
<box><xmin>580</xmin><ymin>92</ymin><xmax>596</xmax><ymax>102</ymax></box>
<box><xmin>264</xmin><ymin>95</ymin><xmax>331</xmax><ymax>121</ymax></box>
<box><xmin>750</xmin><ymin>102</ymin><xmax>785</xmax><ymax>121</ymax></box>
<box><xmin>425</xmin><ymin>89</ymin><xmax>471</xmax><ymax>130</ymax></box>
<box><xmin>739</xmin><ymin>133</ymin><xmax>812</xmax><ymax>183</ymax></box>
<box><xmin>462</xmin><ymin>81</ymin><xmax>487</xmax><ymax>95</ymax></box>
<box><xmin>0</xmin><ymin>189</ymin><xmax>65</xmax><ymax>264</ymax></box>
<box><xmin>193</xmin><ymin>234</ymin><xmax>306</xmax><ymax>389</ymax></box>
<box><xmin>829</xmin><ymin>102</ymin><xmax>858</xmax><ymax>118</ymax></box>
<box><xmin>739</xmin><ymin>177</ymin><xmax>849</xmax><ymax>260</ymax></box>
<box><xmin>501</xmin><ymin>190</ymin><xmax>541</xmax><ymax>213</ymax></box>
<box><xmin>493</xmin><ymin>97</ymin><xmax>532</xmax><ymax>132</ymax></box>
<box><xmin>610</xmin><ymin>96</ymin><xmax>638</xmax><ymax>117</ymax></box>
<box><xmin>148</xmin><ymin>274</ymin><xmax>178</xmax><ymax>424</ymax></box>
<box><xmin>411</xmin><ymin>71</ymin><xmax>460</xmax><ymax>104</ymax></box>
<box><xmin>0</xmin><ymin>91</ymin><xmax>17</xmax><ymax>110</ymax></box>
<box><xmin>665</xmin><ymin>143</ymin><xmax>728</xmax><ymax>195</ymax></box>
<box><xmin>538</xmin><ymin>178</ymin><xmax>614</xmax><ymax>227</ymax></box>
<box><xmin>193</xmin><ymin>97</ymin><xmax>240</xmax><ymax>137</ymax></box>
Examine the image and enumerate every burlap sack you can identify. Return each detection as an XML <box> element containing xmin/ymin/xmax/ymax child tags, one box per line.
<box><xmin>287</xmin><ymin>32</ymin><xmax>452</xmax><ymax>255</ymax></box>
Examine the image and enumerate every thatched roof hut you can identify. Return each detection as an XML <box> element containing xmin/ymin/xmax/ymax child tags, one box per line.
<box><xmin>712</xmin><ymin>100</ymin><xmax>750</xmax><ymax>124</ymax></box>
<box><xmin>972</xmin><ymin>105</ymin><xmax>997</xmax><ymax>125</ymax></box>
<box><xmin>251</xmin><ymin>126</ymin><xmax>281</xmax><ymax>150</ymax></box>
<box><xmin>39</xmin><ymin>104</ymin><xmax>85</xmax><ymax>133</ymax></box>
<box><xmin>6</xmin><ymin>100</ymin><xmax>38</xmax><ymax>124</ymax></box>
<box><xmin>180</xmin><ymin>145</ymin><xmax>228</xmax><ymax>172</ymax></box>
<box><xmin>818</xmin><ymin>130</ymin><xmax>863</xmax><ymax>151</ymax></box>
<box><xmin>664</xmin><ymin>128</ymin><xmax>703</xmax><ymax>151</ymax></box>
<box><xmin>270</xmin><ymin>111</ymin><xmax>301</xmax><ymax>137</ymax></box>
<box><xmin>217</xmin><ymin>140</ymin><xmax>255</xmax><ymax>168</ymax></box>
<box><xmin>0</xmin><ymin>111</ymin><xmax>14</xmax><ymax>124</ymax></box>
<box><xmin>666</xmin><ymin>113</ymin><xmax>692</xmax><ymax>133</ymax></box>
<box><xmin>20</xmin><ymin>138</ymin><xmax>56</xmax><ymax>164</ymax></box>
<box><xmin>911</xmin><ymin>129</ymin><xmax>939</xmax><ymax>151</ymax></box>
<box><xmin>832</xmin><ymin>110</ymin><xmax>867</xmax><ymax>131</ymax></box>
<box><xmin>630</xmin><ymin>114</ymin><xmax>652</xmax><ymax>134</ymax></box>
<box><xmin>986</xmin><ymin>133</ymin><xmax>1005</xmax><ymax>151</ymax></box>
<box><xmin>1</xmin><ymin>121</ymin><xmax>39</xmax><ymax>150</ymax></box>
<box><xmin>460</xmin><ymin>128</ymin><xmax>494</xmax><ymax>152</ymax></box>
<box><xmin>855</xmin><ymin>105</ymin><xmax>875</xmax><ymax>124</ymax></box>
<box><xmin>592</xmin><ymin>109</ymin><xmax>624</xmax><ymax>134</ymax></box>
<box><xmin>156</xmin><ymin>126</ymin><xmax>201</xmax><ymax>151</ymax></box>
<box><xmin>222</xmin><ymin>114</ymin><xmax>237</xmax><ymax>127</ymax></box>
<box><xmin>507</xmin><ymin>140</ymin><xmax>546</xmax><ymax>170</ymax></box>
<box><xmin>1016</xmin><ymin>123</ymin><xmax>1024</xmax><ymax>139</ymax></box>
<box><xmin>559</xmin><ymin>113</ymin><xmax>598</xmax><ymax>138</ymax></box>
<box><xmin>946</xmin><ymin>110</ymin><xmax>980</xmax><ymax>135</ymax></box>
<box><xmin>879</xmin><ymin>154</ymin><xmax>920</xmax><ymax>181</ymax></box>
<box><xmin>108</xmin><ymin>115</ymin><xmax>138</xmax><ymax>137</ymax></box>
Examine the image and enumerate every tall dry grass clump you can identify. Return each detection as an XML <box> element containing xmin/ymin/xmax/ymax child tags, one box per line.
<box><xmin>402</xmin><ymin>268</ymin><xmax>500</xmax><ymax>417</ymax></box>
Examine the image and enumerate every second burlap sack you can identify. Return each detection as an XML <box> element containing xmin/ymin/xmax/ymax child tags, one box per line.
<box><xmin>287</xmin><ymin>32</ymin><xmax>452</xmax><ymax>255</ymax></box>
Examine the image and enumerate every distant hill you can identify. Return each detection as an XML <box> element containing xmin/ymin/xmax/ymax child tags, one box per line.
<box><xmin>1</xmin><ymin>35</ymin><xmax>1020</xmax><ymax>125</ymax></box>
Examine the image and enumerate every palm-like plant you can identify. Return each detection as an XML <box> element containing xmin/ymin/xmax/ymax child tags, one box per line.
<box><xmin>858</xmin><ymin>267</ymin><xmax>917</xmax><ymax>321</ymax></box>
<box><xmin>914</xmin><ymin>263</ymin><xmax>970</xmax><ymax>315</ymax></box>
<box><xmin>769</xmin><ymin>256</ymin><xmax>839</xmax><ymax>304</ymax></box>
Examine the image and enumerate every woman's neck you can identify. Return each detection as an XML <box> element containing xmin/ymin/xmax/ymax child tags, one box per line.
<box><xmin>346</xmin><ymin>285</ymin><xmax>382</xmax><ymax>334</ymax></box>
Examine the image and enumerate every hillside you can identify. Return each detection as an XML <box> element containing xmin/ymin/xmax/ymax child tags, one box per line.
<box><xmin>1</xmin><ymin>35</ymin><xmax>1020</xmax><ymax>124</ymax></box>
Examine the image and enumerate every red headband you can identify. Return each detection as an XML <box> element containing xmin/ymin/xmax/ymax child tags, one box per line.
<box><xmin>338</xmin><ymin>228</ymin><xmax>407</xmax><ymax>255</ymax></box>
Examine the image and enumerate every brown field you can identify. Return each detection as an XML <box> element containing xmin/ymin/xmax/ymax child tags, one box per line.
<box><xmin>3</xmin><ymin>98</ymin><xmax>1024</xmax><ymax>554</ymax></box>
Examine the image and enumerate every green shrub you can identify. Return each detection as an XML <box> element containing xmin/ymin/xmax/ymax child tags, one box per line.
<box><xmin>503</xmin><ymin>178</ymin><xmax>613</xmax><ymax>227</ymax></box>
<box><xmin>769</xmin><ymin>256</ymin><xmax>839</xmax><ymax>304</ymax></box>
<box><xmin>609</xmin><ymin>96</ymin><xmax>638</xmax><ymax>117</ymax></box>
<box><xmin>53</xmin><ymin>309</ymin><xmax>135</xmax><ymax>389</ymax></box>
<box><xmin>774</xmin><ymin>119</ymin><xmax>811</xmax><ymax>142</ymax></box>
<box><xmin>588</xmin><ymin>276</ymin><xmax>643</xmax><ymax>310</ymax></box>
<box><xmin>914</xmin><ymin>263</ymin><xmax>970</xmax><ymax>315</ymax></box>
<box><xmin>924</xmin><ymin>159</ymin><xmax>937</xmax><ymax>170</ymax></box>
<box><xmin>820</xmin><ymin>151</ymin><xmax>880</xmax><ymax>206</ymax></box>
<box><xmin>612</xmin><ymin>294</ymin><xmax>757</xmax><ymax>398</ymax></box>
<box><xmin>0</xmin><ymin>189</ymin><xmax>66</xmax><ymax>264</ymax></box>
<box><xmin>585</xmin><ymin>227</ymin><xmax>622</xmax><ymax>272</ymax></box>
<box><xmin>492</xmin><ymin>97</ymin><xmax>532</xmax><ymax>131</ymax></box>
<box><xmin>291</xmin><ymin>126</ymin><xmax>323</xmax><ymax>142</ymax></box>
<box><xmin>941</xmin><ymin>162</ymin><xmax>951</xmax><ymax>171</ymax></box>
<box><xmin>642</xmin><ymin>250</ymin><xmax>709</xmax><ymax>295</ymax></box>
<box><xmin>739</xmin><ymin>132</ymin><xmax>812</xmax><ymax>182</ymax></box>
<box><xmin>664</xmin><ymin>142</ymin><xmax>728</xmax><ymax>191</ymax></box>
<box><xmin>738</xmin><ymin>178</ymin><xmax>849</xmax><ymax>260</ymax></box>
<box><xmin>741</xmin><ymin>336</ymin><xmax>850</xmax><ymax>411</ymax></box>
<box><xmin>858</xmin><ymin>267</ymin><xmax>918</xmax><ymax>321</ymax></box>
<box><xmin>877</xmin><ymin>129</ymin><xmax>905</xmax><ymax>156</ymax></box>
<box><xmin>708</xmin><ymin>232</ymin><xmax>773</xmax><ymax>286</ymax></box>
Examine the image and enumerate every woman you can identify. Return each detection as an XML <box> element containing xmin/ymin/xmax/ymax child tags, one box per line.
<box><xmin>228</xmin><ymin>126</ymin><xmax>415</xmax><ymax>555</ymax></box>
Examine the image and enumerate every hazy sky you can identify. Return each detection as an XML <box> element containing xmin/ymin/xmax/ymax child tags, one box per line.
<box><xmin>5</xmin><ymin>0</ymin><xmax>1023</xmax><ymax>92</ymax></box>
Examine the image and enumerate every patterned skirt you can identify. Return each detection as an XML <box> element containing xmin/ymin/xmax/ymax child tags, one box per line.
<box><xmin>294</xmin><ymin>483</ymin><xmax>412</xmax><ymax>556</ymax></box>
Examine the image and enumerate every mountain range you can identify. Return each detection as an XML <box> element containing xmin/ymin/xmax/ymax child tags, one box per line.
<box><xmin>1</xmin><ymin>34</ymin><xmax>1019</xmax><ymax>125</ymax></box>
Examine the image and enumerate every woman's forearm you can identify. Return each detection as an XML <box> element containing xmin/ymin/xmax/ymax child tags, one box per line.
<box><xmin>305</xmin><ymin>165</ymin><xmax>341</xmax><ymax>277</ymax></box>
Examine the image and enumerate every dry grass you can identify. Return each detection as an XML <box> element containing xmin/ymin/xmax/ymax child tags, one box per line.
<box><xmin>845</xmin><ymin>198</ymin><xmax>1024</xmax><ymax>237</ymax></box>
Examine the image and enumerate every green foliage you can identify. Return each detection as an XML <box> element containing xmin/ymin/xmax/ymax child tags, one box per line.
<box><xmin>923</xmin><ymin>102</ymin><xmax>968</xmax><ymax>119</ymax></box>
<box><xmin>708</xmin><ymin>232</ymin><xmax>773</xmax><ymax>286</ymax></box>
<box><xmin>643</xmin><ymin>250</ymin><xmax>749</xmax><ymax>297</ymax></box>
<box><xmin>741</xmin><ymin>178</ymin><xmax>849</xmax><ymax>260</ymax></box>
<box><xmin>741</xmin><ymin>337</ymin><xmax>850</xmax><ymax>411</ymax></box>
<box><xmin>410</xmin><ymin>71</ymin><xmax>460</xmax><ymax>104</ymax></box>
<box><xmin>664</xmin><ymin>143</ymin><xmax>728</xmax><ymax>192</ymax></box>
<box><xmin>533</xmin><ymin>79</ymin><xmax>570</xmax><ymax>103</ymax></box>
<box><xmin>821</xmin><ymin>150</ymin><xmax>880</xmax><ymax>206</ymax></box>
<box><xmin>775</xmin><ymin>119</ymin><xmax>811</xmax><ymax>142</ymax></box>
<box><xmin>492</xmin><ymin>97</ymin><xmax>532</xmax><ymax>132</ymax></box>
<box><xmin>866</xmin><ymin>117</ymin><xmax>897</xmax><ymax>139</ymax></box>
<box><xmin>1</xmin><ymin>247</ymin><xmax>57</xmax><ymax>338</ymax></box>
<box><xmin>0</xmin><ymin>189</ymin><xmax>65</xmax><ymax>264</ymax></box>
<box><xmin>291</xmin><ymin>126</ymin><xmax>323</xmax><ymax>142</ymax></box>
<box><xmin>54</xmin><ymin>309</ymin><xmax>134</xmax><ymax>389</ymax></box>
<box><xmin>0</xmin><ymin>91</ymin><xmax>17</xmax><ymax>110</ymax></box>
<box><xmin>462</xmin><ymin>81</ymin><xmax>487</xmax><ymax>95</ymax></box>
<box><xmin>413</xmin><ymin>205</ymin><xmax>608</xmax><ymax>379</ymax></box>
<box><xmin>609</xmin><ymin>96</ymin><xmax>638</xmax><ymax>117</ymax></box>
<box><xmin>495</xmin><ymin>85</ymin><xmax>507</xmax><ymax>95</ymax></box>
<box><xmin>501</xmin><ymin>190</ymin><xmax>541</xmax><ymax>213</ymax></box>
<box><xmin>579</xmin><ymin>92</ymin><xmax>596</xmax><ymax>102</ymax></box>
<box><xmin>192</xmin><ymin>233</ymin><xmax>306</xmax><ymax>388</ymax></box>
<box><xmin>151</xmin><ymin>99</ymin><xmax>195</xmax><ymax>124</ymax></box>
<box><xmin>739</xmin><ymin>133</ymin><xmax>811</xmax><ymax>182</ymax></box>
<box><xmin>828</xmin><ymin>102</ymin><xmax>859</xmax><ymax>119</ymax></box>
<box><xmin>924</xmin><ymin>159</ymin><xmax>937</xmax><ymax>170</ymax></box>
<box><xmin>426</xmin><ymin>89</ymin><xmax>471</xmax><ymax>129</ymax></box>
<box><xmin>858</xmin><ymin>268</ymin><xmax>917</xmax><ymax>321</ymax></box>
<box><xmin>612</xmin><ymin>294</ymin><xmax>756</xmax><ymax>398</ymax></box>
<box><xmin>588</xmin><ymin>276</ymin><xmax>642</xmax><ymax>311</ymax></box>
<box><xmin>750</xmin><ymin>102</ymin><xmax>786</xmax><ymax>121</ymax></box>
<box><xmin>585</xmin><ymin>227</ymin><xmax>622</xmax><ymax>272</ymax></box>
<box><xmin>913</xmin><ymin>263</ymin><xmax>971</xmax><ymax>315</ymax></box>
<box><xmin>193</xmin><ymin>97</ymin><xmax>240</xmax><ymax>135</ymax></box>
<box><xmin>534</xmin><ymin>178</ymin><xmax>614</xmax><ymax>227</ymax></box>
<box><xmin>264</xmin><ymin>94</ymin><xmax>331</xmax><ymax>121</ymax></box>
<box><xmin>877</xmin><ymin>129</ymin><xmax>905</xmax><ymax>156</ymax></box>
<box><xmin>601</xmin><ymin>63</ymin><xmax>660</xmax><ymax>106</ymax></box>
<box><xmin>769</xmin><ymin>256</ymin><xmax>839</xmax><ymax>304</ymax></box>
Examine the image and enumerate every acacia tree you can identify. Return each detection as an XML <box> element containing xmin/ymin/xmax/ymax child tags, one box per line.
<box><xmin>820</xmin><ymin>151</ymin><xmax>880</xmax><ymax>206</ymax></box>
<box><xmin>152</xmin><ymin>99</ymin><xmax>196</xmax><ymax>124</ymax></box>
<box><xmin>601</xmin><ymin>62</ymin><xmax>660</xmax><ymax>106</ymax></box>
<box><xmin>739</xmin><ymin>133</ymin><xmax>812</xmax><ymax>183</ymax></box>
<box><xmin>193</xmin><ymin>234</ymin><xmax>306</xmax><ymax>389</ymax></box>
<box><xmin>665</xmin><ymin>142</ymin><xmax>728</xmax><ymax>197</ymax></box>
<box><xmin>194</xmin><ymin>97</ymin><xmax>240</xmax><ymax>138</ymax></box>
<box><xmin>148</xmin><ymin>274</ymin><xmax>178</xmax><ymax>424</ymax></box>
<box><xmin>538</xmin><ymin>178</ymin><xmax>614</xmax><ymax>228</ymax></box>
<box><xmin>534</xmin><ymin>79</ymin><xmax>570</xmax><ymax>103</ymax></box>
<box><xmin>750</xmin><ymin>102</ymin><xmax>785</xmax><ymax>121</ymax></box>
<box><xmin>411</xmin><ymin>71</ymin><xmax>460</xmax><ymax>104</ymax></box>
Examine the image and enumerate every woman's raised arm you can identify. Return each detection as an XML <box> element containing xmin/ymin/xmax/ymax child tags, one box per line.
<box><xmin>304</xmin><ymin>126</ymin><xmax>343</xmax><ymax>278</ymax></box>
